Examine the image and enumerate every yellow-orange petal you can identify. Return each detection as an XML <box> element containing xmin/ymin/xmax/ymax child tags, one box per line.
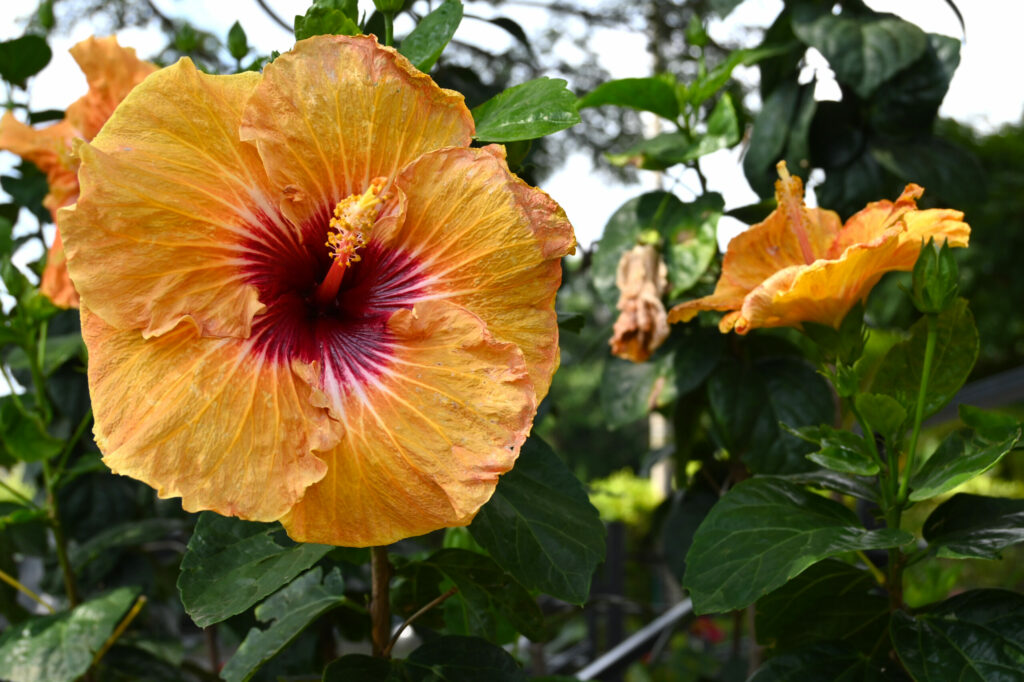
<box><xmin>732</xmin><ymin>237</ymin><xmax>904</xmax><ymax>333</ymax></box>
<box><xmin>61</xmin><ymin>58</ymin><xmax>291</xmax><ymax>339</ymax></box>
<box><xmin>63</xmin><ymin>36</ymin><xmax>157</xmax><ymax>141</ymax></box>
<box><xmin>40</xmin><ymin>231</ymin><xmax>78</xmax><ymax>308</ymax></box>
<box><xmin>82</xmin><ymin>306</ymin><xmax>333</xmax><ymax>521</ymax></box>
<box><xmin>0</xmin><ymin>112</ymin><xmax>79</xmax><ymax>216</ymax></box>
<box><xmin>281</xmin><ymin>299</ymin><xmax>535</xmax><ymax>547</ymax></box>
<box><xmin>239</xmin><ymin>34</ymin><xmax>475</xmax><ymax>229</ymax></box>
<box><xmin>667</xmin><ymin>292</ymin><xmax>745</xmax><ymax>325</ymax></box>
<box><xmin>375</xmin><ymin>145</ymin><xmax>574</xmax><ymax>400</ymax></box>
<box><xmin>828</xmin><ymin>184</ymin><xmax>924</xmax><ymax>257</ymax></box>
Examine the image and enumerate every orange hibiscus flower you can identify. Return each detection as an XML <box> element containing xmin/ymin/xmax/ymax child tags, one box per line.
<box><xmin>59</xmin><ymin>35</ymin><xmax>575</xmax><ymax>547</ymax></box>
<box><xmin>668</xmin><ymin>162</ymin><xmax>969</xmax><ymax>333</ymax></box>
<box><xmin>0</xmin><ymin>36</ymin><xmax>156</xmax><ymax>308</ymax></box>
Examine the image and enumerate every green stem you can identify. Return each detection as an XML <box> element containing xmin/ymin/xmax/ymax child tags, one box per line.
<box><xmin>0</xmin><ymin>567</ymin><xmax>54</xmax><ymax>613</ymax></box>
<box><xmin>849</xmin><ymin>402</ymin><xmax>884</xmax><ymax>471</ymax></box>
<box><xmin>52</xmin><ymin>408</ymin><xmax>93</xmax><ymax>483</ymax></box>
<box><xmin>370</xmin><ymin>546</ymin><xmax>392</xmax><ymax>657</ymax></box>
<box><xmin>43</xmin><ymin>461</ymin><xmax>79</xmax><ymax>607</ymax></box>
<box><xmin>898</xmin><ymin>314</ymin><xmax>939</xmax><ymax>504</ymax></box>
<box><xmin>0</xmin><ymin>477</ymin><xmax>39</xmax><ymax>509</ymax></box>
<box><xmin>855</xmin><ymin>550</ymin><xmax>885</xmax><ymax>586</ymax></box>
<box><xmin>383</xmin><ymin>11</ymin><xmax>395</xmax><ymax>47</ymax></box>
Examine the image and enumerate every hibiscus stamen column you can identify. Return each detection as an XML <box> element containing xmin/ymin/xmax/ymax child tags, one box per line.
<box><xmin>775</xmin><ymin>161</ymin><xmax>817</xmax><ymax>265</ymax></box>
<box><xmin>313</xmin><ymin>176</ymin><xmax>388</xmax><ymax>305</ymax></box>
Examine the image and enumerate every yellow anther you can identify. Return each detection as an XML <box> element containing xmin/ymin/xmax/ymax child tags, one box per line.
<box><xmin>325</xmin><ymin>176</ymin><xmax>388</xmax><ymax>268</ymax></box>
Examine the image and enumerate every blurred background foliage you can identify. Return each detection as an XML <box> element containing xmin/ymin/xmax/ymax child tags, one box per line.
<box><xmin>2</xmin><ymin>0</ymin><xmax>1024</xmax><ymax>680</ymax></box>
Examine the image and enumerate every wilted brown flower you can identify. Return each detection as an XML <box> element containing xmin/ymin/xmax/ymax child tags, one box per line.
<box><xmin>610</xmin><ymin>243</ymin><xmax>670</xmax><ymax>362</ymax></box>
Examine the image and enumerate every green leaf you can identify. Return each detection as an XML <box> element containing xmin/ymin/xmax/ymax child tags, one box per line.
<box><xmin>5</xmin><ymin>332</ymin><xmax>85</xmax><ymax>377</ymax></box>
<box><xmin>661</xmin><ymin>490</ymin><xmax>717</xmax><ymax>580</ymax></box>
<box><xmin>227</xmin><ymin>21</ymin><xmax>249</xmax><ymax>60</ymax></box>
<box><xmin>683</xmin><ymin>477</ymin><xmax>913</xmax><ymax>614</ymax></box>
<box><xmin>673</xmin><ymin>323</ymin><xmax>724</xmax><ymax>396</ymax></box>
<box><xmin>743</xmin><ymin>80</ymin><xmax>816</xmax><ymax>197</ymax></box>
<box><xmin>870</xmin><ymin>34</ymin><xmax>960</xmax><ymax>133</ymax></box>
<box><xmin>891</xmin><ymin>590</ymin><xmax>1024</xmax><ymax>680</ymax></box>
<box><xmin>0</xmin><ymin>587</ymin><xmax>138</xmax><ymax>682</ymax></box>
<box><xmin>399</xmin><ymin>0</ymin><xmax>463</xmax><ymax>73</ymax></box>
<box><xmin>872</xmin><ymin>299</ymin><xmax>979</xmax><ymax>421</ymax></box>
<box><xmin>908</xmin><ymin>405</ymin><xmax>1021</xmax><ymax>502</ymax></box>
<box><xmin>177</xmin><ymin>513</ymin><xmax>331</xmax><ymax>627</ymax></box>
<box><xmin>556</xmin><ymin>311</ymin><xmax>584</xmax><ymax>334</ymax></box>
<box><xmin>468</xmin><ymin>437</ymin><xmax>605</xmax><ymax>604</ymax></box>
<box><xmin>871</xmin><ymin>136</ymin><xmax>983</xmax><ymax>209</ymax></box>
<box><xmin>404</xmin><ymin>635</ymin><xmax>527</xmax><ymax>681</ymax></box>
<box><xmin>222</xmin><ymin>567</ymin><xmax>346</xmax><ymax>682</ymax></box>
<box><xmin>777</xmin><ymin>469</ymin><xmax>879</xmax><ymax>504</ymax></box>
<box><xmin>294</xmin><ymin>4</ymin><xmax>359</xmax><ymax>41</ymax></box>
<box><xmin>71</xmin><ymin>518</ymin><xmax>185</xmax><ymax>582</ymax></box>
<box><xmin>578</xmin><ymin>75</ymin><xmax>679</xmax><ymax>120</ymax></box>
<box><xmin>472</xmin><ymin>77</ymin><xmax>580</xmax><ymax>142</ymax></box>
<box><xmin>787</xmin><ymin>425</ymin><xmax>879</xmax><ymax>476</ymax></box>
<box><xmin>707</xmin><ymin>356</ymin><xmax>835</xmax><ymax>474</ymax></box>
<box><xmin>854</xmin><ymin>393</ymin><xmax>907</xmax><ymax>441</ymax></box>
<box><xmin>323</xmin><ymin>655</ymin><xmax>401</xmax><ymax>681</ymax></box>
<box><xmin>608</xmin><ymin>93</ymin><xmax>739</xmax><ymax>170</ymax></box>
<box><xmin>404</xmin><ymin>548</ymin><xmax>544</xmax><ymax>641</ymax></box>
<box><xmin>749</xmin><ymin>641</ymin><xmax>903</xmax><ymax>681</ymax></box>
<box><xmin>687</xmin><ymin>46</ymin><xmax>789</xmax><ymax>106</ymax></box>
<box><xmin>0</xmin><ymin>36</ymin><xmax>52</xmax><ymax>88</ymax></box>
<box><xmin>791</xmin><ymin>8</ymin><xmax>928</xmax><ymax>98</ymax></box>
<box><xmin>756</xmin><ymin>560</ymin><xmax>888</xmax><ymax>654</ymax></box>
<box><xmin>0</xmin><ymin>395</ymin><xmax>62</xmax><ymax>463</ymax></box>
<box><xmin>600</xmin><ymin>352</ymin><xmax>676</xmax><ymax>429</ymax></box>
<box><xmin>664</xmin><ymin>193</ymin><xmax>722</xmax><ymax>297</ymax></box>
<box><xmin>924</xmin><ymin>494</ymin><xmax>1024</xmax><ymax>560</ymax></box>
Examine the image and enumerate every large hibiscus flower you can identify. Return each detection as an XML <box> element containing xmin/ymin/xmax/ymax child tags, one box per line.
<box><xmin>668</xmin><ymin>162</ymin><xmax>969</xmax><ymax>333</ymax></box>
<box><xmin>0</xmin><ymin>36</ymin><xmax>156</xmax><ymax>308</ymax></box>
<box><xmin>60</xmin><ymin>35</ymin><xmax>575</xmax><ymax>547</ymax></box>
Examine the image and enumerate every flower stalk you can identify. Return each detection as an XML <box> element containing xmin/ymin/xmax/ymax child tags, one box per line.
<box><xmin>898</xmin><ymin>313</ymin><xmax>939</xmax><ymax>505</ymax></box>
<box><xmin>371</xmin><ymin>546</ymin><xmax>393</xmax><ymax>657</ymax></box>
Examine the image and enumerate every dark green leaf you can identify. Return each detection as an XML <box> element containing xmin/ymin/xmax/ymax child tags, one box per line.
<box><xmin>399</xmin><ymin>0</ymin><xmax>463</xmax><ymax>72</ymax></box>
<box><xmin>891</xmin><ymin>590</ymin><xmax>1024</xmax><ymax>680</ymax></box>
<box><xmin>756</xmin><ymin>560</ymin><xmax>888</xmax><ymax>654</ymax></box>
<box><xmin>405</xmin><ymin>635</ymin><xmax>527</xmax><ymax>681</ymax></box>
<box><xmin>872</xmin><ymin>299</ymin><xmax>979</xmax><ymax>421</ymax></box>
<box><xmin>787</xmin><ymin>425</ymin><xmax>879</xmax><ymax>476</ymax></box>
<box><xmin>3</xmin><ymin>162</ymin><xmax>50</xmax><ymax>224</ymax></box>
<box><xmin>408</xmin><ymin>549</ymin><xmax>544</xmax><ymax>641</ymax></box>
<box><xmin>924</xmin><ymin>494</ymin><xmax>1024</xmax><ymax>560</ymax></box>
<box><xmin>683</xmin><ymin>477</ymin><xmax>912</xmax><ymax>614</ymax></box>
<box><xmin>485</xmin><ymin>17</ymin><xmax>531</xmax><ymax>53</ymax></box>
<box><xmin>473</xmin><ymin>77</ymin><xmax>580</xmax><ymax>142</ymax></box>
<box><xmin>0</xmin><ymin>396</ymin><xmax>62</xmax><ymax>463</ymax></box>
<box><xmin>0</xmin><ymin>587</ymin><xmax>138</xmax><ymax>682</ymax></box>
<box><xmin>686</xmin><ymin>46</ymin><xmax>790</xmax><ymax>106</ymax></box>
<box><xmin>672</xmin><ymin>323</ymin><xmax>724</xmax><ymax>396</ymax></box>
<box><xmin>294</xmin><ymin>5</ymin><xmax>359</xmax><ymax>41</ymax></box>
<box><xmin>468</xmin><ymin>437</ymin><xmax>605</xmax><ymax>604</ymax></box>
<box><xmin>177</xmin><ymin>513</ymin><xmax>331</xmax><ymax>627</ymax></box>
<box><xmin>556</xmin><ymin>311</ymin><xmax>584</xmax><ymax>334</ymax></box>
<box><xmin>777</xmin><ymin>469</ymin><xmax>879</xmax><ymax>504</ymax></box>
<box><xmin>227</xmin><ymin>21</ymin><xmax>249</xmax><ymax>60</ymax></box>
<box><xmin>744</xmin><ymin>80</ymin><xmax>816</xmax><ymax>197</ymax></box>
<box><xmin>0</xmin><ymin>36</ymin><xmax>52</xmax><ymax>88</ymax></box>
<box><xmin>661</xmin><ymin>490</ymin><xmax>717</xmax><ymax>580</ymax></box>
<box><xmin>791</xmin><ymin>8</ymin><xmax>928</xmax><ymax>97</ymax></box>
<box><xmin>708</xmin><ymin>356</ymin><xmax>834</xmax><ymax>474</ymax></box>
<box><xmin>28</xmin><ymin>109</ymin><xmax>64</xmax><ymax>124</ymax></box>
<box><xmin>5</xmin><ymin>333</ymin><xmax>84</xmax><ymax>376</ymax></box>
<box><xmin>871</xmin><ymin>136</ymin><xmax>983</xmax><ymax>209</ymax></box>
<box><xmin>608</xmin><ymin>94</ymin><xmax>739</xmax><ymax>170</ymax></box>
<box><xmin>815</xmin><ymin>150</ymin><xmax>889</xmax><ymax>220</ymax></box>
<box><xmin>222</xmin><ymin>567</ymin><xmax>346</xmax><ymax>682</ymax></box>
<box><xmin>854</xmin><ymin>393</ymin><xmax>907</xmax><ymax>442</ymax></box>
<box><xmin>600</xmin><ymin>352</ymin><xmax>676</xmax><ymax>429</ymax></box>
<box><xmin>578</xmin><ymin>75</ymin><xmax>679</xmax><ymax>120</ymax></box>
<box><xmin>870</xmin><ymin>34</ymin><xmax>960</xmax><ymax>132</ymax></box>
<box><xmin>749</xmin><ymin>641</ymin><xmax>905</xmax><ymax>681</ymax></box>
<box><xmin>323</xmin><ymin>654</ymin><xmax>401</xmax><ymax>681</ymax></box>
<box><xmin>70</xmin><ymin>518</ymin><xmax>184</xmax><ymax>580</ymax></box>
<box><xmin>908</xmin><ymin>405</ymin><xmax>1020</xmax><ymax>502</ymax></box>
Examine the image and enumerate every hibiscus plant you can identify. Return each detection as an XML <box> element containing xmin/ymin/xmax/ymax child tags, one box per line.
<box><xmin>0</xmin><ymin>0</ymin><xmax>1022</xmax><ymax>681</ymax></box>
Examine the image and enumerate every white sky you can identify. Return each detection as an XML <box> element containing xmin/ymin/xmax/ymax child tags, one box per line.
<box><xmin>1</xmin><ymin>0</ymin><xmax>1021</xmax><ymax>251</ymax></box>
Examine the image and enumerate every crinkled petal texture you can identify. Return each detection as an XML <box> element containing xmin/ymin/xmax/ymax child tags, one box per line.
<box><xmin>61</xmin><ymin>62</ymin><xmax>278</xmax><ymax>339</ymax></box>
<box><xmin>66</xmin><ymin>35</ymin><xmax>574</xmax><ymax>547</ymax></box>
<box><xmin>239</xmin><ymin>34</ymin><xmax>474</xmax><ymax>229</ymax></box>
<box><xmin>668</xmin><ymin>165</ymin><xmax>970</xmax><ymax>333</ymax></box>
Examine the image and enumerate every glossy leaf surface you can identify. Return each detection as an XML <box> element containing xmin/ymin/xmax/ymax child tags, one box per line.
<box><xmin>472</xmin><ymin>77</ymin><xmax>580</xmax><ymax>142</ymax></box>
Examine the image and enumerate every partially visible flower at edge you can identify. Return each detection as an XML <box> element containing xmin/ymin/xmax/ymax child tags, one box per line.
<box><xmin>668</xmin><ymin>161</ymin><xmax>970</xmax><ymax>334</ymax></box>
<box><xmin>610</xmin><ymin>243</ymin><xmax>669</xmax><ymax>362</ymax></box>
<box><xmin>59</xmin><ymin>35</ymin><xmax>576</xmax><ymax>547</ymax></box>
<box><xmin>0</xmin><ymin>36</ymin><xmax>156</xmax><ymax>308</ymax></box>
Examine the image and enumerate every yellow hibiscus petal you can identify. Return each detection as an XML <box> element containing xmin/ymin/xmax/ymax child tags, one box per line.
<box><xmin>0</xmin><ymin>112</ymin><xmax>79</xmax><ymax>217</ymax></box>
<box><xmin>83</xmin><ymin>305</ymin><xmax>333</xmax><ymax>521</ymax></box>
<box><xmin>40</xmin><ymin>231</ymin><xmax>78</xmax><ymax>308</ymax></box>
<box><xmin>64</xmin><ymin>36</ymin><xmax>157</xmax><ymax>141</ymax></box>
<box><xmin>61</xmin><ymin>58</ymin><xmax>293</xmax><ymax>339</ymax></box>
<box><xmin>829</xmin><ymin>184</ymin><xmax>924</xmax><ymax>257</ymax></box>
<box><xmin>377</xmin><ymin>145</ymin><xmax>574</xmax><ymax>400</ymax></box>
<box><xmin>239</xmin><ymin>35</ymin><xmax>474</xmax><ymax>228</ymax></box>
<box><xmin>281</xmin><ymin>299</ymin><xmax>535</xmax><ymax>547</ymax></box>
<box><xmin>733</xmin><ymin>236</ymin><xmax>904</xmax><ymax>333</ymax></box>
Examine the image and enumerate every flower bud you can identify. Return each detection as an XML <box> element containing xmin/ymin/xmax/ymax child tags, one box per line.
<box><xmin>911</xmin><ymin>237</ymin><xmax>959</xmax><ymax>314</ymax></box>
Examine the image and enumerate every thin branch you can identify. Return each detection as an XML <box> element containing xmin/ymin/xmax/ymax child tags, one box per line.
<box><xmin>370</xmin><ymin>546</ymin><xmax>393</xmax><ymax>657</ymax></box>
<box><xmin>254</xmin><ymin>0</ymin><xmax>291</xmax><ymax>32</ymax></box>
<box><xmin>91</xmin><ymin>595</ymin><xmax>147</xmax><ymax>668</ymax></box>
<box><xmin>0</xmin><ymin>567</ymin><xmax>55</xmax><ymax>613</ymax></box>
<box><xmin>382</xmin><ymin>586</ymin><xmax>459</xmax><ymax>658</ymax></box>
